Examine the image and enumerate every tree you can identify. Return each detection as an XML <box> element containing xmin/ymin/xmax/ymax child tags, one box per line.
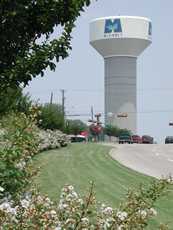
<box><xmin>65</xmin><ymin>119</ymin><xmax>87</xmax><ymax>135</ymax></box>
<box><xmin>0</xmin><ymin>0</ymin><xmax>93</xmax><ymax>90</ymax></box>
<box><xmin>104</xmin><ymin>125</ymin><xmax>132</xmax><ymax>141</ymax></box>
<box><xmin>0</xmin><ymin>86</ymin><xmax>33</xmax><ymax>116</ymax></box>
<box><xmin>38</xmin><ymin>103</ymin><xmax>64</xmax><ymax>130</ymax></box>
<box><xmin>118</xmin><ymin>128</ymin><xmax>132</xmax><ymax>137</ymax></box>
<box><xmin>104</xmin><ymin>125</ymin><xmax>119</xmax><ymax>137</ymax></box>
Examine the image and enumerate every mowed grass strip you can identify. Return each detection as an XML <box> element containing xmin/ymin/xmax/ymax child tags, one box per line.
<box><xmin>33</xmin><ymin>143</ymin><xmax>173</xmax><ymax>227</ymax></box>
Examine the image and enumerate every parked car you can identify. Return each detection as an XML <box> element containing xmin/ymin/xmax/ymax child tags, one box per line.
<box><xmin>165</xmin><ymin>136</ymin><xmax>173</xmax><ymax>144</ymax></box>
<box><xmin>70</xmin><ymin>135</ymin><xmax>86</xmax><ymax>143</ymax></box>
<box><xmin>142</xmin><ymin>135</ymin><xmax>153</xmax><ymax>144</ymax></box>
<box><xmin>132</xmin><ymin>135</ymin><xmax>142</xmax><ymax>144</ymax></box>
<box><xmin>119</xmin><ymin>134</ymin><xmax>133</xmax><ymax>144</ymax></box>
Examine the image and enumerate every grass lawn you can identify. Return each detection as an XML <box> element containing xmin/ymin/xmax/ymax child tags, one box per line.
<box><xmin>33</xmin><ymin>143</ymin><xmax>173</xmax><ymax>228</ymax></box>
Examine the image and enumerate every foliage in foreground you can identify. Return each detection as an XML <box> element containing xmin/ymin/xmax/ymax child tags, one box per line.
<box><xmin>0</xmin><ymin>110</ymin><xmax>172</xmax><ymax>229</ymax></box>
<box><xmin>0</xmin><ymin>180</ymin><xmax>171</xmax><ymax>229</ymax></box>
<box><xmin>0</xmin><ymin>109</ymin><xmax>69</xmax><ymax>199</ymax></box>
<box><xmin>0</xmin><ymin>0</ymin><xmax>93</xmax><ymax>89</ymax></box>
<box><xmin>0</xmin><ymin>109</ymin><xmax>39</xmax><ymax>198</ymax></box>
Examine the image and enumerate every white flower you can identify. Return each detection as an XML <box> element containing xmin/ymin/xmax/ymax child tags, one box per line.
<box><xmin>16</xmin><ymin>161</ymin><xmax>26</xmax><ymax>170</ymax></box>
<box><xmin>77</xmin><ymin>198</ymin><xmax>84</xmax><ymax>205</ymax></box>
<box><xmin>138</xmin><ymin>209</ymin><xmax>147</xmax><ymax>219</ymax></box>
<box><xmin>149</xmin><ymin>208</ymin><xmax>157</xmax><ymax>216</ymax></box>
<box><xmin>117</xmin><ymin>225</ymin><xmax>124</xmax><ymax>230</ymax></box>
<box><xmin>21</xmin><ymin>199</ymin><xmax>30</xmax><ymax>209</ymax></box>
<box><xmin>10</xmin><ymin>207</ymin><xmax>18</xmax><ymax>216</ymax></box>
<box><xmin>167</xmin><ymin>177</ymin><xmax>173</xmax><ymax>184</ymax></box>
<box><xmin>116</xmin><ymin>211</ymin><xmax>128</xmax><ymax>221</ymax></box>
<box><xmin>81</xmin><ymin>217</ymin><xmax>89</xmax><ymax>226</ymax></box>
<box><xmin>37</xmin><ymin>195</ymin><xmax>43</xmax><ymax>203</ymax></box>
<box><xmin>0</xmin><ymin>186</ymin><xmax>4</xmax><ymax>192</ymax></box>
<box><xmin>71</xmin><ymin>191</ymin><xmax>78</xmax><ymax>199</ymax></box>
<box><xmin>65</xmin><ymin>218</ymin><xmax>75</xmax><ymax>226</ymax></box>
<box><xmin>0</xmin><ymin>201</ymin><xmax>18</xmax><ymax>216</ymax></box>
<box><xmin>55</xmin><ymin>227</ymin><xmax>61</xmax><ymax>230</ymax></box>
<box><xmin>102</xmin><ymin>206</ymin><xmax>113</xmax><ymax>215</ymax></box>
<box><xmin>58</xmin><ymin>201</ymin><xmax>69</xmax><ymax>211</ymax></box>
<box><xmin>44</xmin><ymin>197</ymin><xmax>52</xmax><ymax>207</ymax></box>
<box><xmin>50</xmin><ymin>209</ymin><xmax>57</xmax><ymax>218</ymax></box>
<box><xmin>68</xmin><ymin>185</ymin><xmax>74</xmax><ymax>191</ymax></box>
<box><xmin>101</xmin><ymin>203</ymin><xmax>106</xmax><ymax>209</ymax></box>
<box><xmin>0</xmin><ymin>202</ymin><xmax>11</xmax><ymax>212</ymax></box>
<box><xmin>103</xmin><ymin>217</ymin><xmax>114</xmax><ymax>229</ymax></box>
<box><xmin>66</xmin><ymin>194</ymin><xmax>74</xmax><ymax>201</ymax></box>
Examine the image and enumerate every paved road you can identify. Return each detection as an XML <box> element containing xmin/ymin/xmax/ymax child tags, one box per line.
<box><xmin>107</xmin><ymin>144</ymin><xmax>173</xmax><ymax>179</ymax></box>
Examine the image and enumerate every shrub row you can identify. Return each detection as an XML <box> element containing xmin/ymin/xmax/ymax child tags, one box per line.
<box><xmin>0</xmin><ymin>110</ymin><xmax>69</xmax><ymax>199</ymax></box>
<box><xmin>0</xmin><ymin>181</ymin><xmax>171</xmax><ymax>229</ymax></box>
<box><xmin>0</xmin><ymin>111</ymin><xmax>172</xmax><ymax>229</ymax></box>
<box><xmin>38</xmin><ymin>129</ymin><xmax>69</xmax><ymax>151</ymax></box>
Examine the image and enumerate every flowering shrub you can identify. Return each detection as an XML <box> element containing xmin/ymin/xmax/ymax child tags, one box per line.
<box><xmin>0</xmin><ymin>129</ymin><xmax>7</xmax><ymax>150</ymax></box>
<box><xmin>0</xmin><ymin>179</ymin><xmax>171</xmax><ymax>229</ymax></box>
<box><xmin>0</xmin><ymin>109</ymin><xmax>39</xmax><ymax>199</ymax></box>
<box><xmin>0</xmin><ymin>107</ymin><xmax>69</xmax><ymax>199</ymax></box>
<box><xmin>38</xmin><ymin>129</ymin><xmax>69</xmax><ymax>151</ymax></box>
<box><xmin>0</xmin><ymin>109</ymin><xmax>171</xmax><ymax>229</ymax></box>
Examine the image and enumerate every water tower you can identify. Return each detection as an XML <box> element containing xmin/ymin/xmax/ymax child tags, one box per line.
<box><xmin>90</xmin><ymin>16</ymin><xmax>152</xmax><ymax>133</ymax></box>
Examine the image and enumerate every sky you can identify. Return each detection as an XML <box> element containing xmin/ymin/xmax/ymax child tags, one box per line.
<box><xmin>24</xmin><ymin>0</ymin><xmax>173</xmax><ymax>143</ymax></box>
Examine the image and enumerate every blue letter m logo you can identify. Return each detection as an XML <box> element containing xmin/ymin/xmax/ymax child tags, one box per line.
<box><xmin>104</xmin><ymin>19</ymin><xmax>122</xmax><ymax>33</ymax></box>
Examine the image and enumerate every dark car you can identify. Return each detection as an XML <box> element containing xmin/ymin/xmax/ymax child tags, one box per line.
<box><xmin>132</xmin><ymin>135</ymin><xmax>142</xmax><ymax>144</ymax></box>
<box><xmin>142</xmin><ymin>135</ymin><xmax>153</xmax><ymax>144</ymax></box>
<box><xmin>119</xmin><ymin>134</ymin><xmax>133</xmax><ymax>144</ymax></box>
<box><xmin>165</xmin><ymin>136</ymin><xmax>173</xmax><ymax>144</ymax></box>
<box><xmin>70</xmin><ymin>135</ymin><xmax>86</xmax><ymax>143</ymax></box>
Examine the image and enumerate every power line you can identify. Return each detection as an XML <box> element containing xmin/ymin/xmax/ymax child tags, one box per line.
<box><xmin>66</xmin><ymin>110</ymin><xmax>173</xmax><ymax>116</ymax></box>
<box><xmin>25</xmin><ymin>87</ymin><xmax>173</xmax><ymax>94</ymax></box>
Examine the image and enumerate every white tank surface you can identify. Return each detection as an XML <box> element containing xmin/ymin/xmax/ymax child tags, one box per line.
<box><xmin>90</xmin><ymin>16</ymin><xmax>152</xmax><ymax>133</ymax></box>
<box><xmin>90</xmin><ymin>16</ymin><xmax>152</xmax><ymax>57</ymax></box>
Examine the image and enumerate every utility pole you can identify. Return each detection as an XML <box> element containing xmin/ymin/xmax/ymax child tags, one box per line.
<box><xmin>91</xmin><ymin>106</ymin><xmax>94</xmax><ymax>121</ymax></box>
<box><xmin>50</xmin><ymin>92</ymin><xmax>53</xmax><ymax>104</ymax></box>
<box><xmin>60</xmin><ymin>89</ymin><xmax>65</xmax><ymax>128</ymax></box>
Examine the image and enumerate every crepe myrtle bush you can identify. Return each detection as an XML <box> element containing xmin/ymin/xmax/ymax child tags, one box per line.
<box><xmin>0</xmin><ymin>104</ymin><xmax>71</xmax><ymax>199</ymax></box>
<box><xmin>0</xmin><ymin>179</ymin><xmax>172</xmax><ymax>229</ymax></box>
<box><xmin>0</xmin><ymin>107</ymin><xmax>70</xmax><ymax>199</ymax></box>
<box><xmin>0</xmin><ymin>107</ymin><xmax>40</xmax><ymax>199</ymax></box>
<box><xmin>37</xmin><ymin>129</ymin><xmax>69</xmax><ymax>151</ymax></box>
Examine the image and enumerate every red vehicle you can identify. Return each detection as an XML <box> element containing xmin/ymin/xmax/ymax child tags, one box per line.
<box><xmin>142</xmin><ymin>135</ymin><xmax>153</xmax><ymax>144</ymax></box>
<box><xmin>132</xmin><ymin>135</ymin><xmax>142</xmax><ymax>144</ymax></box>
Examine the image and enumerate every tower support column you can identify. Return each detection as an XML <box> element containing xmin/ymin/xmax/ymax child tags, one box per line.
<box><xmin>104</xmin><ymin>56</ymin><xmax>137</xmax><ymax>133</ymax></box>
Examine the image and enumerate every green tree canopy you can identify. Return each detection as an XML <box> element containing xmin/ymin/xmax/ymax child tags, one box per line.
<box><xmin>104</xmin><ymin>124</ymin><xmax>119</xmax><ymax>137</ymax></box>
<box><xmin>104</xmin><ymin>125</ymin><xmax>132</xmax><ymax>137</ymax></box>
<box><xmin>65</xmin><ymin>119</ymin><xmax>87</xmax><ymax>135</ymax></box>
<box><xmin>38</xmin><ymin>103</ymin><xmax>64</xmax><ymax>130</ymax></box>
<box><xmin>0</xmin><ymin>0</ymin><xmax>93</xmax><ymax>89</ymax></box>
<box><xmin>0</xmin><ymin>86</ymin><xmax>33</xmax><ymax>116</ymax></box>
